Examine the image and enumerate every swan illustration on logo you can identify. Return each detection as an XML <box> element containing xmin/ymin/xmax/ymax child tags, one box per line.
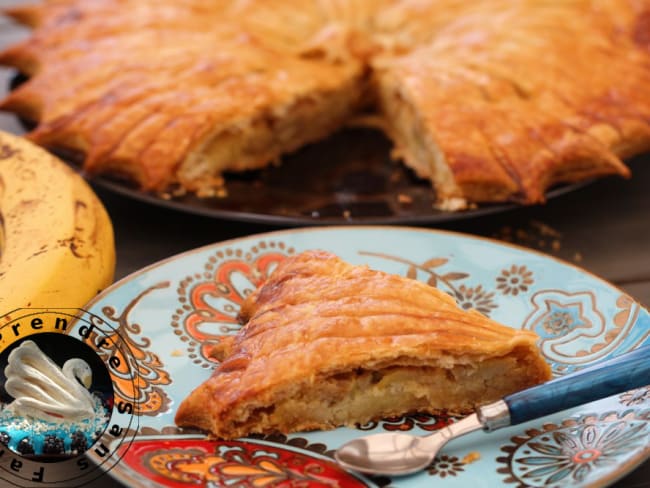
<box><xmin>0</xmin><ymin>339</ymin><xmax>111</xmax><ymax>458</ymax></box>
<box><xmin>4</xmin><ymin>340</ymin><xmax>97</xmax><ymax>421</ymax></box>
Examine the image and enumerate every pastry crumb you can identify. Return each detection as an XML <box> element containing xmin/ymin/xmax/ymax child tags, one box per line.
<box><xmin>171</xmin><ymin>349</ymin><xmax>184</xmax><ymax>357</ymax></box>
<box><xmin>462</xmin><ymin>451</ymin><xmax>481</xmax><ymax>464</ymax></box>
<box><xmin>530</xmin><ymin>220</ymin><xmax>562</xmax><ymax>238</ymax></box>
<box><xmin>435</xmin><ymin>197</ymin><xmax>467</xmax><ymax>212</ymax></box>
<box><xmin>172</xmin><ymin>186</ymin><xmax>188</xmax><ymax>197</ymax></box>
<box><xmin>398</xmin><ymin>193</ymin><xmax>413</xmax><ymax>204</ymax></box>
<box><xmin>516</xmin><ymin>228</ymin><xmax>528</xmax><ymax>241</ymax></box>
<box><xmin>494</xmin><ymin>221</ymin><xmax>567</xmax><ymax>255</ymax></box>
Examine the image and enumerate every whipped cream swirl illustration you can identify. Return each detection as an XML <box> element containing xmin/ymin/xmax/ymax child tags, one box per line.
<box><xmin>4</xmin><ymin>340</ymin><xmax>96</xmax><ymax>421</ymax></box>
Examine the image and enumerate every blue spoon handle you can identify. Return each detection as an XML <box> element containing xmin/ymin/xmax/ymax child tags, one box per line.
<box><xmin>505</xmin><ymin>345</ymin><xmax>650</xmax><ymax>426</ymax></box>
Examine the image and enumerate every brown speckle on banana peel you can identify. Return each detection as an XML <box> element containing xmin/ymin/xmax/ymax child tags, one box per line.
<box><xmin>28</xmin><ymin>246</ymin><xmax>49</xmax><ymax>259</ymax></box>
<box><xmin>0</xmin><ymin>129</ymin><xmax>115</xmax><ymax>312</ymax></box>
<box><xmin>0</xmin><ymin>213</ymin><xmax>4</xmax><ymax>262</ymax></box>
<box><xmin>0</xmin><ymin>144</ymin><xmax>18</xmax><ymax>159</ymax></box>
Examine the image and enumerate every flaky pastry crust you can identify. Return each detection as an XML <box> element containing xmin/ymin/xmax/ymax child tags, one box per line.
<box><xmin>175</xmin><ymin>250</ymin><xmax>551</xmax><ymax>439</ymax></box>
<box><xmin>1</xmin><ymin>0</ymin><xmax>649</xmax><ymax>206</ymax></box>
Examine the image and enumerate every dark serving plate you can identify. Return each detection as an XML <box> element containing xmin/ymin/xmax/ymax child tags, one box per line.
<box><xmin>8</xmin><ymin>73</ymin><xmax>590</xmax><ymax>226</ymax></box>
<box><xmin>87</xmin><ymin>127</ymin><xmax>591</xmax><ymax>226</ymax></box>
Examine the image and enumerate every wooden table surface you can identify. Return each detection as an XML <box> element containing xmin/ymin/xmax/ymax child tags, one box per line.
<box><xmin>1</xmin><ymin>5</ymin><xmax>648</xmax><ymax>487</ymax></box>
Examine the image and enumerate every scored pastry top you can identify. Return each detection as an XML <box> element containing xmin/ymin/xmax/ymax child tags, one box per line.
<box><xmin>1</xmin><ymin>0</ymin><xmax>649</xmax><ymax>207</ymax></box>
<box><xmin>220</xmin><ymin>250</ymin><xmax>546</xmax><ymax>380</ymax></box>
<box><xmin>175</xmin><ymin>250</ymin><xmax>551</xmax><ymax>438</ymax></box>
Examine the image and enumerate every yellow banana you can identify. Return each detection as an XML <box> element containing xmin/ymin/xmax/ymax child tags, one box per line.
<box><xmin>0</xmin><ymin>130</ymin><xmax>115</xmax><ymax>319</ymax></box>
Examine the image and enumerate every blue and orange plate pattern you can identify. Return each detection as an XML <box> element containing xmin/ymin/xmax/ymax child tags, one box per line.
<box><xmin>85</xmin><ymin>227</ymin><xmax>650</xmax><ymax>487</ymax></box>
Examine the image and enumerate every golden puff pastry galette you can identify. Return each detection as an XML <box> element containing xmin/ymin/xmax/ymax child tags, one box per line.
<box><xmin>175</xmin><ymin>250</ymin><xmax>551</xmax><ymax>439</ymax></box>
<box><xmin>2</xmin><ymin>0</ymin><xmax>649</xmax><ymax>208</ymax></box>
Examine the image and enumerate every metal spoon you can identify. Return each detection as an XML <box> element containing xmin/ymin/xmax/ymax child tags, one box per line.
<box><xmin>335</xmin><ymin>345</ymin><xmax>650</xmax><ymax>476</ymax></box>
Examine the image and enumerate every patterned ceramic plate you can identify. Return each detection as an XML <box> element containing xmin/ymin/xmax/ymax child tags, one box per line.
<box><xmin>84</xmin><ymin>226</ymin><xmax>650</xmax><ymax>487</ymax></box>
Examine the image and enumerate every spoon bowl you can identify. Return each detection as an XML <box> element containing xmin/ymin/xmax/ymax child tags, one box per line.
<box><xmin>335</xmin><ymin>432</ymin><xmax>434</xmax><ymax>476</ymax></box>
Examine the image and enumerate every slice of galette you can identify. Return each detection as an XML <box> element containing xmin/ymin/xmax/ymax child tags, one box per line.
<box><xmin>175</xmin><ymin>250</ymin><xmax>551</xmax><ymax>439</ymax></box>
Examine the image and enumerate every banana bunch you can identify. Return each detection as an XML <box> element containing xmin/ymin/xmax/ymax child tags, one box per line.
<box><xmin>0</xmin><ymin>130</ymin><xmax>115</xmax><ymax>318</ymax></box>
